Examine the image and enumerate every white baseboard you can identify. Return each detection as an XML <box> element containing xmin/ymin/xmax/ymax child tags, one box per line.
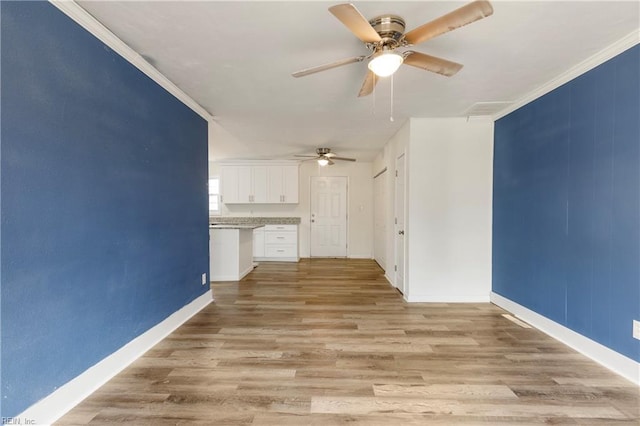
<box><xmin>254</xmin><ymin>257</ymin><xmax>299</xmax><ymax>263</ymax></box>
<box><xmin>406</xmin><ymin>291</ymin><xmax>490</xmax><ymax>303</ymax></box>
<box><xmin>211</xmin><ymin>265</ymin><xmax>253</xmax><ymax>281</ymax></box>
<box><xmin>17</xmin><ymin>290</ymin><xmax>214</xmax><ymax>425</ymax></box>
<box><xmin>384</xmin><ymin>273</ymin><xmax>394</xmax><ymax>287</ymax></box>
<box><xmin>348</xmin><ymin>255</ymin><xmax>373</xmax><ymax>259</ymax></box>
<box><xmin>491</xmin><ymin>292</ymin><xmax>640</xmax><ymax>385</ymax></box>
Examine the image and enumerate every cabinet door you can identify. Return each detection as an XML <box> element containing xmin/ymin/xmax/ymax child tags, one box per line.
<box><xmin>221</xmin><ymin>163</ymin><xmax>298</xmax><ymax>204</ymax></box>
<box><xmin>252</xmin><ymin>166</ymin><xmax>268</xmax><ymax>203</ymax></box>
<box><xmin>221</xmin><ymin>166</ymin><xmax>240</xmax><ymax>204</ymax></box>
<box><xmin>253</xmin><ymin>228</ymin><xmax>265</xmax><ymax>257</ymax></box>
<box><xmin>282</xmin><ymin>165</ymin><xmax>299</xmax><ymax>203</ymax></box>
<box><xmin>237</xmin><ymin>166</ymin><xmax>252</xmax><ymax>203</ymax></box>
<box><xmin>266</xmin><ymin>166</ymin><xmax>284</xmax><ymax>203</ymax></box>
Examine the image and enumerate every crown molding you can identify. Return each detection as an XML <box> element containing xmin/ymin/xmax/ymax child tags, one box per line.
<box><xmin>49</xmin><ymin>0</ymin><xmax>213</xmax><ymax>122</ymax></box>
<box><xmin>493</xmin><ymin>30</ymin><xmax>640</xmax><ymax>121</ymax></box>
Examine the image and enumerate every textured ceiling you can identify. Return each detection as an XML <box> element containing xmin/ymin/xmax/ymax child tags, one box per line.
<box><xmin>76</xmin><ymin>1</ymin><xmax>640</xmax><ymax>161</ymax></box>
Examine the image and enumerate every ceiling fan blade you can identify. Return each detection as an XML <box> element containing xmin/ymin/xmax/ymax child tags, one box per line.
<box><xmin>294</xmin><ymin>155</ymin><xmax>320</xmax><ymax>158</ymax></box>
<box><xmin>331</xmin><ymin>156</ymin><xmax>356</xmax><ymax>162</ymax></box>
<box><xmin>358</xmin><ymin>70</ymin><xmax>379</xmax><ymax>97</ymax></box>
<box><xmin>329</xmin><ymin>3</ymin><xmax>382</xmax><ymax>43</ymax></box>
<box><xmin>292</xmin><ymin>55</ymin><xmax>367</xmax><ymax>78</ymax></box>
<box><xmin>402</xmin><ymin>0</ymin><xmax>494</xmax><ymax>46</ymax></box>
<box><xmin>403</xmin><ymin>51</ymin><xmax>463</xmax><ymax>77</ymax></box>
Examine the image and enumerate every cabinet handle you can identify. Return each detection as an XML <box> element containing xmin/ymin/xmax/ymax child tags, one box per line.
<box><xmin>277</xmin><ymin>250</ymin><xmax>285</xmax><ymax>252</ymax></box>
<box><xmin>277</xmin><ymin>236</ymin><xmax>284</xmax><ymax>239</ymax></box>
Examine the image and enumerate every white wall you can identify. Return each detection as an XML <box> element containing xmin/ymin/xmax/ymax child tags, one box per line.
<box><xmin>210</xmin><ymin>161</ymin><xmax>374</xmax><ymax>259</ymax></box>
<box><xmin>406</xmin><ymin>118</ymin><xmax>494</xmax><ymax>302</ymax></box>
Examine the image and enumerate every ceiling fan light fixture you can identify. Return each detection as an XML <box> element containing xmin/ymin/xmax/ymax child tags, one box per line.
<box><xmin>317</xmin><ymin>157</ymin><xmax>330</xmax><ymax>167</ymax></box>
<box><xmin>368</xmin><ymin>52</ymin><xmax>403</xmax><ymax>77</ymax></box>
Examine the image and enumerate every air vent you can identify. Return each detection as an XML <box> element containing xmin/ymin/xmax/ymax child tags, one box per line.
<box><xmin>464</xmin><ymin>101</ymin><xmax>513</xmax><ymax>117</ymax></box>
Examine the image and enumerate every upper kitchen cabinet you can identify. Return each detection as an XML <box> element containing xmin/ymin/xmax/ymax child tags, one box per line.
<box><xmin>267</xmin><ymin>165</ymin><xmax>298</xmax><ymax>204</ymax></box>
<box><xmin>219</xmin><ymin>161</ymin><xmax>299</xmax><ymax>204</ymax></box>
<box><xmin>221</xmin><ymin>166</ymin><xmax>241</xmax><ymax>203</ymax></box>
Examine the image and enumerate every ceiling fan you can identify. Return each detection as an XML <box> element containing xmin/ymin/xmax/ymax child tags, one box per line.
<box><xmin>292</xmin><ymin>1</ymin><xmax>493</xmax><ymax>97</ymax></box>
<box><xmin>295</xmin><ymin>148</ymin><xmax>356</xmax><ymax>166</ymax></box>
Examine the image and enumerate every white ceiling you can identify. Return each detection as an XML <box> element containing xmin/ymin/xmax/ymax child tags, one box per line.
<box><xmin>76</xmin><ymin>1</ymin><xmax>639</xmax><ymax>162</ymax></box>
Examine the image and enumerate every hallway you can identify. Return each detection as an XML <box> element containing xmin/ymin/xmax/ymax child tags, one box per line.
<box><xmin>58</xmin><ymin>259</ymin><xmax>639</xmax><ymax>424</ymax></box>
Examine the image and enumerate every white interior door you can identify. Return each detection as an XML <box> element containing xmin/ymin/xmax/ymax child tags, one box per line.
<box><xmin>310</xmin><ymin>176</ymin><xmax>347</xmax><ymax>257</ymax></box>
<box><xmin>395</xmin><ymin>155</ymin><xmax>405</xmax><ymax>294</ymax></box>
<box><xmin>373</xmin><ymin>169</ymin><xmax>387</xmax><ymax>271</ymax></box>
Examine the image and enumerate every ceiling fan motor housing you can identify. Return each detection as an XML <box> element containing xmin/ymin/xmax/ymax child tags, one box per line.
<box><xmin>316</xmin><ymin>147</ymin><xmax>332</xmax><ymax>156</ymax></box>
<box><xmin>368</xmin><ymin>15</ymin><xmax>406</xmax><ymax>49</ymax></box>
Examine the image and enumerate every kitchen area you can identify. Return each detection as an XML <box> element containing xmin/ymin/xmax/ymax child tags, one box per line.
<box><xmin>208</xmin><ymin>160</ymin><xmax>302</xmax><ymax>281</ymax></box>
<box><xmin>207</xmin><ymin>157</ymin><xmax>375</xmax><ymax>282</ymax></box>
<box><xmin>209</xmin><ymin>217</ymin><xmax>301</xmax><ymax>281</ymax></box>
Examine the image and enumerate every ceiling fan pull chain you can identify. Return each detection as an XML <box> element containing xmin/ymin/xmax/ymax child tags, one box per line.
<box><xmin>390</xmin><ymin>74</ymin><xmax>394</xmax><ymax>122</ymax></box>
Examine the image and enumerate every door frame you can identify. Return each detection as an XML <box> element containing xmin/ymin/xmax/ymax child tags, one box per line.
<box><xmin>309</xmin><ymin>175</ymin><xmax>349</xmax><ymax>258</ymax></box>
<box><xmin>373</xmin><ymin>167</ymin><xmax>387</xmax><ymax>271</ymax></box>
<box><xmin>394</xmin><ymin>153</ymin><xmax>406</xmax><ymax>294</ymax></box>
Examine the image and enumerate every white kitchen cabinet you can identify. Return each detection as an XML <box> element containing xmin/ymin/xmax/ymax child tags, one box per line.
<box><xmin>221</xmin><ymin>166</ymin><xmax>240</xmax><ymax>204</ymax></box>
<box><xmin>253</xmin><ymin>227</ymin><xmax>265</xmax><ymax>258</ymax></box>
<box><xmin>252</xmin><ymin>166</ymin><xmax>268</xmax><ymax>203</ymax></box>
<box><xmin>236</xmin><ymin>166</ymin><xmax>252</xmax><ymax>203</ymax></box>
<box><xmin>282</xmin><ymin>165</ymin><xmax>299</xmax><ymax>203</ymax></box>
<box><xmin>267</xmin><ymin>165</ymin><xmax>299</xmax><ymax>204</ymax></box>
<box><xmin>220</xmin><ymin>161</ymin><xmax>299</xmax><ymax>204</ymax></box>
<box><xmin>254</xmin><ymin>224</ymin><xmax>299</xmax><ymax>262</ymax></box>
<box><xmin>223</xmin><ymin>165</ymin><xmax>268</xmax><ymax>204</ymax></box>
<box><xmin>209</xmin><ymin>227</ymin><xmax>256</xmax><ymax>281</ymax></box>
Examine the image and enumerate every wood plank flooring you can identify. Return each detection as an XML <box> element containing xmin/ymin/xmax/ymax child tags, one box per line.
<box><xmin>57</xmin><ymin>259</ymin><xmax>639</xmax><ymax>425</ymax></box>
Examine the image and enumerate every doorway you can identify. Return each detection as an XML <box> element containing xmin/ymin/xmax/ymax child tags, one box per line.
<box><xmin>310</xmin><ymin>176</ymin><xmax>348</xmax><ymax>257</ymax></box>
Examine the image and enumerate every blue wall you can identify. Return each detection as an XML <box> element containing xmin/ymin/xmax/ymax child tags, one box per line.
<box><xmin>1</xmin><ymin>2</ymin><xmax>209</xmax><ymax>416</ymax></box>
<box><xmin>493</xmin><ymin>45</ymin><xmax>639</xmax><ymax>362</ymax></box>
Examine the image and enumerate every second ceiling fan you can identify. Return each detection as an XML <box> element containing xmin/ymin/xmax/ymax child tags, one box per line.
<box><xmin>295</xmin><ymin>148</ymin><xmax>356</xmax><ymax>166</ymax></box>
<box><xmin>292</xmin><ymin>1</ymin><xmax>494</xmax><ymax>97</ymax></box>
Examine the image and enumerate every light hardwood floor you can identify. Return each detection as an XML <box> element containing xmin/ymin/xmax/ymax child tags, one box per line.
<box><xmin>58</xmin><ymin>259</ymin><xmax>639</xmax><ymax>425</ymax></box>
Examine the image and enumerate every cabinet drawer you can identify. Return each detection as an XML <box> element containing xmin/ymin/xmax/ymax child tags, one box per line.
<box><xmin>264</xmin><ymin>224</ymin><xmax>297</xmax><ymax>232</ymax></box>
<box><xmin>265</xmin><ymin>245</ymin><xmax>297</xmax><ymax>258</ymax></box>
<box><xmin>265</xmin><ymin>232</ymin><xmax>297</xmax><ymax>245</ymax></box>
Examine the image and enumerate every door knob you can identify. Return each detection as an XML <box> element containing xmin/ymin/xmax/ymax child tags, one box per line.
<box><xmin>399</xmin><ymin>230</ymin><xmax>404</xmax><ymax>235</ymax></box>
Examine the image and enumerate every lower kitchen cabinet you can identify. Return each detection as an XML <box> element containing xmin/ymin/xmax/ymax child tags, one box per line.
<box><xmin>253</xmin><ymin>227</ymin><xmax>265</xmax><ymax>258</ymax></box>
<box><xmin>253</xmin><ymin>224</ymin><xmax>299</xmax><ymax>262</ymax></box>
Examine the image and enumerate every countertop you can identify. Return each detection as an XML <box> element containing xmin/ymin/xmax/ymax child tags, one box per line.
<box><xmin>209</xmin><ymin>224</ymin><xmax>265</xmax><ymax>230</ymax></box>
<box><xmin>209</xmin><ymin>216</ymin><xmax>301</xmax><ymax>225</ymax></box>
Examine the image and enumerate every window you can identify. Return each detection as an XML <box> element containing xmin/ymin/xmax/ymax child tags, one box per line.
<box><xmin>209</xmin><ymin>177</ymin><xmax>220</xmax><ymax>215</ymax></box>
